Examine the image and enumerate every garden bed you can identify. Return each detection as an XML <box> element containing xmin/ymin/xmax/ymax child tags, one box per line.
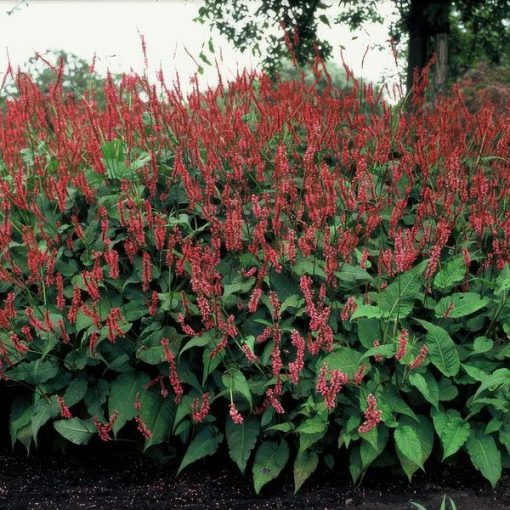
<box><xmin>1</xmin><ymin>444</ymin><xmax>509</xmax><ymax>510</ymax></box>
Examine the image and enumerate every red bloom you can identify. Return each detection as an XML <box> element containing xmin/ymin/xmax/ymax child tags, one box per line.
<box><xmin>56</xmin><ymin>395</ymin><xmax>72</xmax><ymax>419</ymax></box>
<box><xmin>409</xmin><ymin>344</ymin><xmax>429</xmax><ymax>370</ymax></box>
<box><xmin>395</xmin><ymin>329</ymin><xmax>408</xmax><ymax>361</ymax></box>
<box><xmin>229</xmin><ymin>402</ymin><xmax>244</xmax><ymax>424</ymax></box>
<box><xmin>192</xmin><ymin>393</ymin><xmax>211</xmax><ymax>423</ymax></box>
<box><xmin>358</xmin><ymin>394</ymin><xmax>382</xmax><ymax>434</ymax></box>
<box><xmin>316</xmin><ymin>364</ymin><xmax>349</xmax><ymax>410</ymax></box>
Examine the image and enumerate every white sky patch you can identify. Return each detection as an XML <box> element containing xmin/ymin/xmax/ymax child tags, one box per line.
<box><xmin>0</xmin><ymin>0</ymin><xmax>402</xmax><ymax>96</ymax></box>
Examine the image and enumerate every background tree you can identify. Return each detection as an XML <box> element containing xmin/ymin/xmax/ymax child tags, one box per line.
<box><xmin>197</xmin><ymin>0</ymin><xmax>510</xmax><ymax>93</ymax></box>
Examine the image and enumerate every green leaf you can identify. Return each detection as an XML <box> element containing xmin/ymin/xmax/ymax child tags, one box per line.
<box><xmin>434</xmin><ymin>293</ymin><xmax>488</xmax><ymax>319</ymax></box>
<box><xmin>357</xmin><ymin>318</ymin><xmax>381</xmax><ymax>349</ymax></box>
<box><xmin>472</xmin><ymin>336</ymin><xmax>494</xmax><ymax>354</ymax></box>
<box><xmin>466</xmin><ymin>430</ymin><xmax>502</xmax><ymax>487</ymax></box>
<box><xmin>409</xmin><ymin>372</ymin><xmax>439</xmax><ymax>408</ymax></box>
<box><xmin>10</xmin><ymin>397</ymin><xmax>32</xmax><ymax>450</ymax></box>
<box><xmin>379</xmin><ymin>262</ymin><xmax>426</xmax><ymax>319</ymax></box>
<box><xmin>394</xmin><ymin>423</ymin><xmax>423</xmax><ymax>468</ymax></box>
<box><xmin>321</xmin><ymin>347</ymin><xmax>362</xmax><ymax>379</ymax></box>
<box><xmin>431</xmin><ymin>409</ymin><xmax>470</xmax><ymax>460</ymax></box>
<box><xmin>294</xmin><ymin>451</ymin><xmax>319</xmax><ymax>493</ymax></box>
<box><xmin>53</xmin><ymin>418</ymin><xmax>96</xmax><ymax>445</ymax></box>
<box><xmin>223</xmin><ymin>277</ymin><xmax>256</xmax><ymax>300</ymax></box>
<box><xmin>222</xmin><ymin>368</ymin><xmax>252</xmax><ymax>407</ymax></box>
<box><xmin>177</xmin><ymin>425</ymin><xmax>223</xmax><ymax>474</ymax></box>
<box><xmin>6</xmin><ymin>359</ymin><xmax>59</xmax><ymax>385</ymax></box>
<box><xmin>471</xmin><ymin>368</ymin><xmax>510</xmax><ymax>400</ymax></box>
<box><xmin>294</xmin><ymin>258</ymin><xmax>327</xmax><ymax>279</ymax></box>
<box><xmin>296</xmin><ymin>415</ymin><xmax>328</xmax><ymax>435</ymax></box>
<box><xmin>433</xmin><ymin>257</ymin><xmax>466</xmax><ymax>289</ymax></box>
<box><xmin>335</xmin><ymin>264</ymin><xmax>374</xmax><ymax>285</ymax></box>
<box><xmin>360</xmin><ymin>343</ymin><xmax>394</xmax><ymax>361</ymax></box>
<box><xmin>381</xmin><ymin>385</ymin><xmax>418</xmax><ymax>422</ymax></box>
<box><xmin>179</xmin><ymin>330</ymin><xmax>214</xmax><ymax>357</ymax></box>
<box><xmin>64</xmin><ymin>375</ymin><xmax>88</xmax><ymax>407</ymax></box>
<box><xmin>299</xmin><ymin>431</ymin><xmax>324</xmax><ymax>454</ymax></box>
<box><xmin>415</xmin><ymin>320</ymin><xmax>460</xmax><ymax>376</ymax></box>
<box><xmin>360</xmin><ymin>426</ymin><xmax>389</xmax><ymax>469</ymax></box>
<box><xmin>494</xmin><ymin>264</ymin><xmax>510</xmax><ymax>296</ymax></box>
<box><xmin>253</xmin><ymin>440</ymin><xmax>289</xmax><ymax>494</ymax></box>
<box><xmin>226</xmin><ymin>416</ymin><xmax>260</xmax><ymax>475</ymax></box>
<box><xmin>122</xmin><ymin>300</ymin><xmax>148</xmax><ymax>321</ymax></box>
<box><xmin>395</xmin><ymin>415</ymin><xmax>434</xmax><ymax>480</ymax></box>
<box><xmin>108</xmin><ymin>371</ymin><xmax>151</xmax><ymax>436</ymax></box>
<box><xmin>140</xmin><ymin>391</ymin><xmax>176</xmax><ymax>450</ymax></box>
<box><xmin>351</xmin><ymin>304</ymin><xmax>382</xmax><ymax>320</ymax></box>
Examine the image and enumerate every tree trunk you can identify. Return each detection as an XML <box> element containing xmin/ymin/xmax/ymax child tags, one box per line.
<box><xmin>435</xmin><ymin>32</ymin><xmax>448</xmax><ymax>94</ymax></box>
<box><xmin>406</xmin><ymin>0</ymin><xmax>430</xmax><ymax>93</ymax></box>
<box><xmin>405</xmin><ymin>0</ymin><xmax>451</xmax><ymax>94</ymax></box>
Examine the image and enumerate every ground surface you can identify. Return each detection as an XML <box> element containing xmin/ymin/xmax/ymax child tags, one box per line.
<box><xmin>1</xmin><ymin>442</ymin><xmax>509</xmax><ymax>510</ymax></box>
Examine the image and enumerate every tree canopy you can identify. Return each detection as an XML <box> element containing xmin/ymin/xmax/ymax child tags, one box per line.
<box><xmin>197</xmin><ymin>0</ymin><xmax>510</xmax><ymax>92</ymax></box>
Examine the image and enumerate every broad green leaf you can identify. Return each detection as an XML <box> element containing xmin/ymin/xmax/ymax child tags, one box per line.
<box><xmin>179</xmin><ymin>330</ymin><xmax>214</xmax><ymax>358</ymax></box>
<box><xmin>499</xmin><ymin>425</ymin><xmax>510</xmax><ymax>454</ymax></box>
<box><xmin>357</xmin><ymin>318</ymin><xmax>381</xmax><ymax>349</ymax></box>
<box><xmin>433</xmin><ymin>257</ymin><xmax>466</xmax><ymax>289</ymax></box>
<box><xmin>64</xmin><ymin>375</ymin><xmax>88</xmax><ymax>407</ymax></box>
<box><xmin>360</xmin><ymin>425</ymin><xmax>389</xmax><ymax>468</ymax></box>
<box><xmin>409</xmin><ymin>372</ymin><xmax>439</xmax><ymax>408</ymax></box>
<box><xmin>360</xmin><ymin>343</ymin><xmax>394</xmax><ymax>361</ymax></box>
<box><xmin>177</xmin><ymin>426</ymin><xmax>223</xmax><ymax>474</ymax></box>
<box><xmin>471</xmin><ymin>368</ymin><xmax>510</xmax><ymax>400</ymax></box>
<box><xmin>321</xmin><ymin>347</ymin><xmax>362</xmax><ymax>379</ymax></box>
<box><xmin>466</xmin><ymin>430</ymin><xmax>502</xmax><ymax>487</ymax></box>
<box><xmin>253</xmin><ymin>440</ymin><xmax>289</xmax><ymax>494</ymax></box>
<box><xmin>349</xmin><ymin>445</ymin><xmax>363</xmax><ymax>483</ymax></box>
<box><xmin>494</xmin><ymin>264</ymin><xmax>510</xmax><ymax>296</ymax></box>
<box><xmin>381</xmin><ymin>385</ymin><xmax>418</xmax><ymax>422</ymax></box>
<box><xmin>472</xmin><ymin>336</ymin><xmax>494</xmax><ymax>354</ymax></box>
<box><xmin>122</xmin><ymin>300</ymin><xmax>148</xmax><ymax>321</ymax></box>
<box><xmin>137</xmin><ymin>345</ymin><xmax>165</xmax><ymax>365</ymax></box>
<box><xmin>31</xmin><ymin>398</ymin><xmax>59</xmax><ymax>447</ymax></box>
<box><xmin>335</xmin><ymin>264</ymin><xmax>374</xmax><ymax>285</ymax></box>
<box><xmin>6</xmin><ymin>359</ymin><xmax>59</xmax><ymax>385</ymax></box>
<box><xmin>299</xmin><ymin>431</ymin><xmax>325</xmax><ymax>454</ymax></box>
<box><xmin>226</xmin><ymin>416</ymin><xmax>260</xmax><ymax>474</ymax></box>
<box><xmin>294</xmin><ymin>451</ymin><xmax>319</xmax><ymax>493</ymax></box>
<box><xmin>437</xmin><ymin>378</ymin><xmax>459</xmax><ymax>401</ymax></box>
<box><xmin>293</xmin><ymin>258</ymin><xmax>327</xmax><ymax>279</ymax></box>
<box><xmin>431</xmin><ymin>409</ymin><xmax>470</xmax><ymax>460</ymax></box>
<box><xmin>10</xmin><ymin>397</ymin><xmax>32</xmax><ymax>449</ymax></box>
<box><xmin>379</xmin><ymin>262</ymin><xmax>426</xmax><ymax>319</ymax></box>
<box><xmin>108</xmin><ymin>371</ymin><xmax>151</xmax><ymax>435</ymax></box>
<box><xmin>222</xmin><ymin>368</ymin><xmax>252</xmax><ymax>407</ymax></box>
<box><xmin>223</xmin><ymin>277</ymin><xmax>256</xmax><ymax>300</ymax></box>
<box><xmin>434</xmin><ymin>293</ymin><xmax>488</xmax><ymax>319</ymax></box>
<box><xmin>53</xmin><ymin>418</ymin><xmax>96</xmax><ymax>445</ymax></box>
<box><xmin>140</xmin><ymin>391</ymin><xmax>175</xmax><ymax>450</ymax></box>
<box><xmin>351</xmin><ymin>304</ymin><xmax>382</xmax><ymax>320</ymax></box>
<box><xmin>395</xmin><ymin>415</ymin><xmax>434</xmax><ymax>480</ymax></box>
<box><xmin>296</xmin><ymin>415</ymin><xmax>328</xmax><ymax>435</ymax></box>
<box><xmin>415</xmin><ymin>320</ymin><xmax>460</xmax><ymax>377</ymax></box>
<box><xmin>439</xmin><ymin>420</ymin><xmax>470</xmax><ymax>460</ymax></box>
<box><xmin>394</xmin><ymin>424</ymin><xmax>423</xmax><ymax>468</ymax></box>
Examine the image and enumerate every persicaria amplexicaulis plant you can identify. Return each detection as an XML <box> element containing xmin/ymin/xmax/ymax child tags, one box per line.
<box><xmin>0</xmin><ymin>52</ymin><xmax>509</xmax><ymax>493</ymax></box>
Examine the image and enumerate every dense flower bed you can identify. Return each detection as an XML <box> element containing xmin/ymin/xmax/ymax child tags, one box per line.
<box><xmin>0</xmin><ymin>59</ymin><xmax>509</xmax><ymax>492</ymax></box>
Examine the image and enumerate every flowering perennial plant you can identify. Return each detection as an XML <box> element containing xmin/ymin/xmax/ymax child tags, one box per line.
<box><xmin>0</xmin><ymin>56</ymin><xmax>510</xmax><ymax>492</ymax></box>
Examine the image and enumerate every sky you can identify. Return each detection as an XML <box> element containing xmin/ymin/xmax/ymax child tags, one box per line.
<box><xmin>0</xmin><ymin>0</ymin><xmax>402</xmax><ymax>95</ymax></box>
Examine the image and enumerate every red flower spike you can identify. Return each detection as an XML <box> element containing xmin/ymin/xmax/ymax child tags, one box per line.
<box><xmin>358</xmin><ymin>394</ymin><xmax>382</xmax><ymax>434</ymax></box>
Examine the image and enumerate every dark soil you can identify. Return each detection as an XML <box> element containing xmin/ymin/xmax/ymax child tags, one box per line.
<box><xmin>0</xmin><ymin>442</ymin><xmax>509</xmax><ymax>510</ymax></box>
